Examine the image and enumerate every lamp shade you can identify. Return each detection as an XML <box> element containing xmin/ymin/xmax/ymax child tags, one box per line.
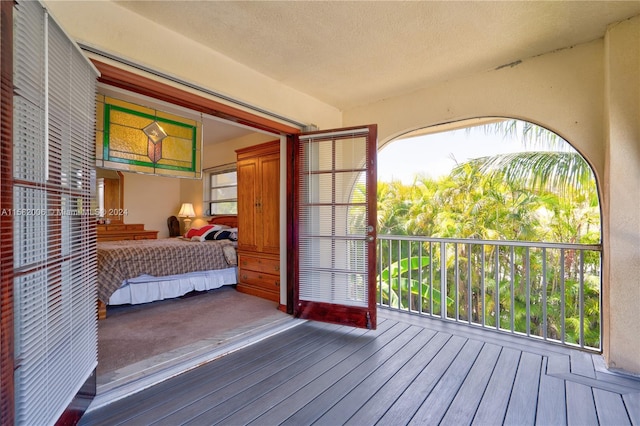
<box><xmin>178</xmin><ymin>202</ymin><xmax>196</xmax><ymax>218</ymax></box>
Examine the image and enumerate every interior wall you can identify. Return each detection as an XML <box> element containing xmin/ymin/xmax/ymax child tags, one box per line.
<box><xmin>121</xmin><ymin>172</ymin><xmax>181</xmax><ymax>238</ymax></box>
<box><xmin>343</xmin><ymin>18</ymin><xmax>640</xmax><ymax>374</ymax></box>
<box><xmin>181</xmin><ymin>132</ymin><xmax>275</xmax><ymax>230</ymax></box>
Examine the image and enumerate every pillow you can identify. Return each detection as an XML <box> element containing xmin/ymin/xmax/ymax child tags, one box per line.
<box><xmin>184</xmin><ymin>225</ymin><xmax>219</xmax><ymax>241</ymax></box>
<box><xmin>204</xmin><ymin>228</ymin><xmax>238</xmax><ymax>241</ymax></box>
<box><xmin>222</xmin><ymin>245</ymin><xmax>237</xmax><ymax>266</ymax></box>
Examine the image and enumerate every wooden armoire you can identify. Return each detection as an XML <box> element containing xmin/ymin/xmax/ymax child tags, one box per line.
<box><xmin>236</xmin><ymin>140</ymin><xmax>280</xmax><ymax>302</ymax></box>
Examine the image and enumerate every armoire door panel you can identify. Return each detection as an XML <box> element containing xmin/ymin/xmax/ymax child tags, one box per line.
<box><xmin>260</xmin><ymin>152</ymin><xmax>280</xmax><ymax>254</ymax></box>
<box><xmin>236</xmin><ymin>158</ymin><xmax>259</xmax><ymax>252</ymax></box>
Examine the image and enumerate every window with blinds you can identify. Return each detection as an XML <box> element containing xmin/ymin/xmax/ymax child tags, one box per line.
<box><xmin>13</xmin><ymin>1</ymin><xmax>98</xmax><ymax>424</ymax></box>
<box><xmin>204</xmin><ymin>164</ymin><xmax>238</xmax><ymax>215</ymax></box>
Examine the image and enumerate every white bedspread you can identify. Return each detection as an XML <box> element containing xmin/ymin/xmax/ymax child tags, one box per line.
<box><xmin>108</xmin><ymin>267</ymin><xmax>238</xmax><ymax>305</ymax></box>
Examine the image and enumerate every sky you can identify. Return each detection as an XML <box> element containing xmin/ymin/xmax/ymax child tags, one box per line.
<box><xmin>377</xmin><ymin>125</ymin><xmax>565</xmax><ymax>184</ymax></box>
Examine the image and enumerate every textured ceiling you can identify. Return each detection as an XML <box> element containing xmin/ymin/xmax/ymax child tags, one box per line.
<box><xmin>115</xmin><ymin>1</ymin><xmax>640</xmax><ymax>111</ymax></box>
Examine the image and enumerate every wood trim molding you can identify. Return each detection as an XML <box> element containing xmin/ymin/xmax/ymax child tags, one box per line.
<box><xmin>0</xmin><ymin>1</ymin><xmax>14</xmax><ymax>422</ymax></box>
<box><xmin>91</xmin><ymin>59</ymin><xmax>301</xmax><ymax>136</ymax></box>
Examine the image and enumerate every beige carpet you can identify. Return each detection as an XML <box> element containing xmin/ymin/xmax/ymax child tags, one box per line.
<box><xmin>97</xmin><ymin>286</ymin><xmax>288</xmax><ymax>385</ymax></box>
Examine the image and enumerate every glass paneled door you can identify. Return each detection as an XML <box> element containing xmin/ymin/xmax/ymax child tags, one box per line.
<box><xmin>293</xmin><ymin>125</ymin><xmax>377</xmax><ymax>329</ymax></box>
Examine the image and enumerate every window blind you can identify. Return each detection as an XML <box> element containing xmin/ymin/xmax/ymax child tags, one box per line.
<box><xmin>297</xmin><ymin>130</ymin><xmax>370</xmax><ymax>307</ymax></box>
<box><xmin>13</xmin><ymin>1</ymin><xmax>98</xmax><ymax>424</ymax></box>
<box><xmin>204</xmin><ymin>164</ymin><xmax>238</xmax><ymax>215</ymax></box>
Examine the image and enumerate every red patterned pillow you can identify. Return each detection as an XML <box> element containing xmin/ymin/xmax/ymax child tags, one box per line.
<box><xmin>184</xmin><ymin>225</ymin><xmax>217</xmax><ymax>240</ymax></box>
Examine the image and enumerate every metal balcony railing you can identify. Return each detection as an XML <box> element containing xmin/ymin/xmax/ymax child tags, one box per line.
<box><xmin>377</xmin><ymin>235</ymin><xmax>602</xmax><ymax>351</ymax></box>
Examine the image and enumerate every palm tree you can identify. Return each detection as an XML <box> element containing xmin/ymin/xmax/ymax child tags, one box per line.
<box><xmin>376</xmin><ymin>118</ymin><xmax>601</xmax><ymax>346</ymax></box>
<box><xmin>462</xmin><ymin>151</ymin><xmax>596</xmax><ymax>203</ymax></box>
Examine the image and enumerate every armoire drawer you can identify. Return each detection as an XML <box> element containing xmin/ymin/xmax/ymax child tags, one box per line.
<box><xmin>239</xmin><ymin>255</ymin><xmax>280</xmax><ymax>274</ymax></box>
<box><xmin>238</xmin><ymin>268</ymin><xmax>280</xmax><ymax>290</ymax></box>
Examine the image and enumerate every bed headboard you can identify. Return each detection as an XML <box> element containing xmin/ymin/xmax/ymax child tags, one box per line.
<box><xmin>207</xmin><ymin>215</ymin><xmax>238</xmax><ymax>228</ymax></box>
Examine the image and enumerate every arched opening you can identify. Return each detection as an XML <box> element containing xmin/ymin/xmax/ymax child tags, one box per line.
<box><xmin>376</xmin><ymin>117</ymin><xmax>602</xmax><ymax>350</ymax></box>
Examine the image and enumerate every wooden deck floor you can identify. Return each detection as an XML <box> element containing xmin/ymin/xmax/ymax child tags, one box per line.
<box><xmin>80</xmin><ymin>308</ymin><xmax>640</xmax><ymax>426</ymax></box>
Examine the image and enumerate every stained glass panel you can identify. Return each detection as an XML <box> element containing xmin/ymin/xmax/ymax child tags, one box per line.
<box><xmin>96</xmin><ymin>96</ymin><xmax>202</xmax><ymax>178</ymax></box>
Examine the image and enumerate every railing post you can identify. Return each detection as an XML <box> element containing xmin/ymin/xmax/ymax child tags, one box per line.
<box><xmin>454</xmin><ymin>243</ymin><xmax>459</xmax><ymax>321</ymax></box>
<box><xmin>542</xmin><ymin>247</ymin><xmax>547</xmax><ymax>340</ymax></box>
<box><xmin>375</xmin><ymin>235</ymin><xmax>601</xmax><ymax>351</ymax></box>
<box><xmin>378</xmin><ymin>239</ymin><xmax>382</xmax><ymax>305</ymax></box>
<box><xmin>495</xmin><ymin>245</ymin><xmax>500</xmax><ymax>331</ymax></box>
<box><xmin>510</xmin><ymin>246</ymin><xmax>515</xmax><ymax>333</ymax></box>
<box><xmin>429</xmin><ymin>242</ymin><xmax>434</xmax><ymax>316</ymax></box>
<box><xmin>397</xmin><ymin>240</ymin><xmax>402</xmax><ymax>310</ymax></box>
<box><xmin>526</xmin><ymin>246</ymin><xmax>531</xmax><ymax>336</ymax></box>
<box><xmin>481</xmin><ymin>245</ymin><xmax>485</xmax><ymax>327</ymax></box>
<box><xmin>407</xmin><ymin>241</ymin><xmax>412</xmax><ymax>312</ymax></box>
<box><xmin>579</xmin><ymin>250</ymin><xmax>585</xmax><ymax>348</ymax></box>
<box><xmin>467</xmin><ymin>242</ymin><xmax>472</xmax><ymax>325</ymax></box>
<box><xmin>440</xmin><ymin>241</ymin><xmax>446</xmax><ymax>319</ymax></box>
<box><xmin>560</xmin><ymin>248</ymin><xmax>566</xmax><ymax>345</ymax></box>
<box><xmin>418</xmin><ymin>245</ymin><xmax>423</xmax><ymax>315</ymax></box>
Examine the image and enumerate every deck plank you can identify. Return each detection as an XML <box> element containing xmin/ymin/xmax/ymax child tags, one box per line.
<box><xmin>344</xmin><ymin>332</ymin><xmax>451</xmax><ymax>425</ymax></box>
<box><xmin>438</xmin><ymin>343</ymin><xmax>502</xmax><ymax>425</ymax></box>
<box><xmin>312</xmin><ymin>328</ymin><xmax>437</xmax><ymax>426</ymax></box>
<box><xmin>565</xmin><ymin>381</ymin><xmax>598</xmax><ymax>425</ymax></box>
<box><xmin>79</xmin><ymin>320</ymin><xmax>329</xmax><ymax>425</ymax></box>
<box><xmin>570</xmin><ymin>350</ymin><xmax>596</xmax><ymax>378</ymax></box>
<box><xmin>546</xmin><ymin>354</ymin><xmax>570</xmax><ymax>376</ymax></box>
<box><xmin>503</xmin><ymin>352</ymin><xmax>543</xmax><ymax>425</ymax></box>
<box><xmin>78</xmin><ymin>310</ymin><xmax>640</xmax><ymax>426</ymax></box>
<box><xmin>408</xmin><ymin>338</ymin><xmax>488</xmax><ymax>425</ymax></box>
<box><xmin>197</xmin><ymin>322</ymin><xmax>391</xmax><ymax>425</ymax></box>
<box><xmin>376</xmin><ymin>335</ymin><xmax>468</xmax><ymax>425</ymax></box>
<box><xmin>158</xmin><ymin>323</ymin><xmax>379</xmax><ymax>425</ymax></box>
<box><xmin>121</xmin><ymin>322</ymin><xmax>355</xmax><ymax>425</ymax></box>
<box><xmin>278</xmin><ymin>324</ymin><xmax>425</xmax><ymax>425</ymax></box>
<box><xmin>593</xmin><ymin>388</ymin><xmax>632</xmax><ymax>425</ymax></box>
<box><xmin>535</xmin><ymin>357</ymin><xmax>567</xmax><ymax>425</ymax></box>
<box><xmin>182</xmin><ymin>326</ymin><xmax>379</xmax><ymax>425</ymax></box>
<box><xmin>471</xmin><ymin>347</ymin><xmax>521</xmax><ymax>425</ymax></box>
<box><xmin>623</xmin><ymin>392</ymin><xmax>640</xmax><ymax>425</ymax></box>
<box><xmin>213</xmin><ymin>325</ymin><xmax>381</xmax><ymax>425</ymax></box>
<box><xmin>245</xmin><ymin>320</ymin><xmax>409</xmax><ymax>425</ymax></box>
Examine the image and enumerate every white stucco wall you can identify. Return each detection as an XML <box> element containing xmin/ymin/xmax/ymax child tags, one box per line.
<box><xmin>603</xmin><ymin>16</ymin><xmax>640</xmax><ymax>374</ymax></box>
<box><xmin>343</xmin><ymin>17</ymin><xmax>640</xmax><ymax>374</ymax></box>
<box><xmin>344</xmin><ymin>39</ymin><xmax>606</xmax><ymax>181</ymax></box>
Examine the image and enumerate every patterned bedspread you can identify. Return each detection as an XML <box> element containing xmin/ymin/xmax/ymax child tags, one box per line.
<box><xmin>97</xmin><ymin>238</ymin><xmax>236</xmax><ymax>303</ymax></box>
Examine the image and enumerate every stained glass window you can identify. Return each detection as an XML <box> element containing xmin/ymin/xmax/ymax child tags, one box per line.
<box><xmin>96</xmin><ymin>95</ymin><xmax>202</xmax><ymax>178</ymax></box>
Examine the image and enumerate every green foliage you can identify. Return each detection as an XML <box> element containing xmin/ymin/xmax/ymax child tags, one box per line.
<box><xmin>376</xmin><ymin>127</ymin><xmax>602</xmax><ymax>348</ymax></box>
<box><xmin>377</xmin><ymin>255</ymin><xmax>454</xmax><ymax>310</ymax></box>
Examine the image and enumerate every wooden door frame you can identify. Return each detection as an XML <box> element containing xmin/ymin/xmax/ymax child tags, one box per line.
<box><xmin>91</xmin><ymin>60</ymin><xmax>301</xmax><ymax>136</ymax></box>
<box><xmin>1</xmin><ymin>1</ymin><xmax>15</xmax><ymax>422</ymax></box>
<box><xmin>1</xmin><ymin>53</ymin><xmax>303</xmax><ymax>422</ymax></box>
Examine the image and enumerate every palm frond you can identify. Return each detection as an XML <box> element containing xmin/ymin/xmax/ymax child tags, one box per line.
<box><xmin>456</xmin><ymin>151</ymin><xmax>595</xmax><ymax>200</ymax></box>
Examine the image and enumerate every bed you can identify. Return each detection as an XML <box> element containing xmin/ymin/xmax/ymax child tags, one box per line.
<box><xmin>96</xmin><ymin>216</ymin><xmax>238</xmax><ymax>318</ymax></box>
